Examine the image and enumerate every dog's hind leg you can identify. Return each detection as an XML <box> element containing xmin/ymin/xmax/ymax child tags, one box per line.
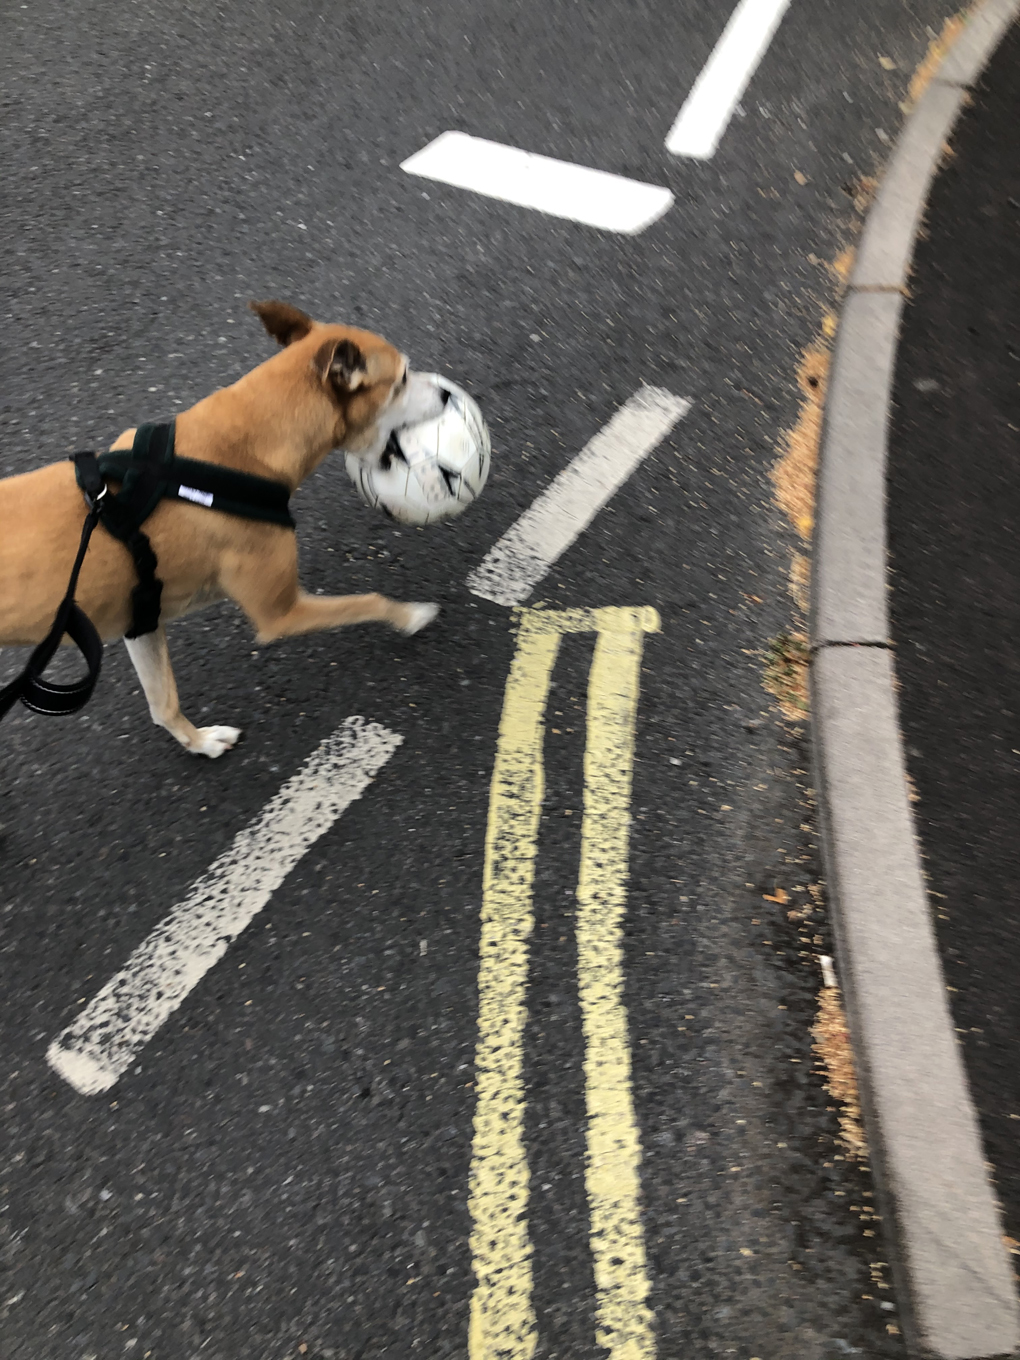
<box><xmin>124</xmin><ymin>626</ymin><xmax>241</xmax><ymax>758</ymax></box>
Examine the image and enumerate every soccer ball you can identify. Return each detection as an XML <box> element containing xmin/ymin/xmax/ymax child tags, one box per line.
<box><xmin>345</xmin><ymin>374</ymin><xmax>491</xmax><ymax>525</ymax></box>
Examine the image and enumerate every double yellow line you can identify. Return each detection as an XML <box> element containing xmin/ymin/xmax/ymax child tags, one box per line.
<box><xmin>468</xmin><ymin>606</ymin><xmax>660</xmax><ymax>1360</ymax></box>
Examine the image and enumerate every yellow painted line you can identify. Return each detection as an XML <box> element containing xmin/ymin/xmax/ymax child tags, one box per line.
<box><xmin>578</xmin><ymin>608</ymin><xmax>659</xmax><ymax>1360</ymax></box>
<box><xmin>469</xmin><ymin>613</ymin><xmax>562</xmax><ymax>1360</ymax></box>
<box><xmin>469</xmin><ymin>606</ymin><xmax>659</xmax><ymax>1360</ymax></box>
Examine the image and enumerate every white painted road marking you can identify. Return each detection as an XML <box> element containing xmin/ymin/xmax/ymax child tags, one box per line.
<box><xmin>401</xmin><ymin>132</ymin><xmax>674</xmax><ymax>234</ymax></box>
<box><xmin>466</xmin><ymin>386</ymin><xmax>690</xmax><ymax>607</ymax></box>
<box><xmin>48</xmin><ymin>382</ymin><xmax>686</xmax><ymax>1091</ymax></box>
<box><xmin>47</xmin><ymin>718</ymin><xmax>402</xmax><ymax>1096</ymax></box>
<box><xmin>665</xmin><ymin>0</ymin><xmax>794</xmax><ymax>159</ymax></box>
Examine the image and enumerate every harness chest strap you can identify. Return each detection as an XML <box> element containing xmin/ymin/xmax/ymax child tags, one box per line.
<box><xmin>74</xmin><ymin>419</ymin><xmax>295</xmax><ymax>639</ymax></box>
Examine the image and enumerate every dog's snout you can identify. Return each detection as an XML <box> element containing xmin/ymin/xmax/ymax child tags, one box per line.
<box><xmin>440</xmin><ymin>386</ymin><xmax>452</xmax><ymax>407</ymax></box>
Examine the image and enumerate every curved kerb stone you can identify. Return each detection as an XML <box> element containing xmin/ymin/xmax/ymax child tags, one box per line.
<box><xmin>810</xmin><ymin>2</ymin><xmax>1020</xmax><ymax>1357</ymax></box>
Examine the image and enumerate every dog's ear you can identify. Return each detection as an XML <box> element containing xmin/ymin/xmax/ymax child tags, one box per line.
<box><xmin>249</xmin><ymin>299</ymin><xmax>315</xmax><ymax>346</ymax></box>
<box><xmin>312</xmin><ymin>337</ymin><xmax>368</xmax><ymax>393</ymax></box>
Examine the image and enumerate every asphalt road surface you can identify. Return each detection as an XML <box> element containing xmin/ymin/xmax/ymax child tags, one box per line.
<box><xmin>1</xmin><ymin>2</ymin><xmax>959</xmax><ymax>1357</ymax></box>
<box><xmin>889</xmin><ymin>18</ymin><xmax>1020</xmax><ymax>1269</ymax></box>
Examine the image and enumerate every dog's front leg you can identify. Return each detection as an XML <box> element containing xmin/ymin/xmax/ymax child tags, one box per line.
<box><xmin>252</xmin><ymin>591</ymin><xmax>439</xmax><ymax>642</ymax></box>
<box><xmin>221</xmin><ymin>541</ymin><xmax>438</xmax><ymax>642</ymax></box>
<box><xmin>124</xmin><ymin>626</ymin><xmax>241</xmax><ymax>758</ymax></box>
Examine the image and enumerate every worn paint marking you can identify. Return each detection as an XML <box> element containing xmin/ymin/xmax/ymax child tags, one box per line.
<box><xmin>468</xmin><ymin>616</ymin><xmax>560</xmax><ymax>1360</ymax></box>
<box><xmin>47</xmin><ymin>718</ymin><xmax>402</xmax><ymax>1095</ymax></box>
<box><xmin>467</xmin><ymin>389</ymin><xmax>690</xmax><ymax>608</ymax></box>
<box><xmin>578</xmin><ymin>612</ymin><xmax>658</xmax><ymax>1359</ymax></box>
<box><xmin>468</xmin><ymin>606</ymin><xmax>659</xmax><ymax>1360</ymax></box>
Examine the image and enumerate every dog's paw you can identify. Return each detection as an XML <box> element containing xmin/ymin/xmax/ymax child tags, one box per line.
<box><xmin>398</xmin><ymin>603</ymin><xmax>440</xmax><ymax>635</ymax></box>
<box><xmin>190</xmin><ymin>725</ymin><xmax>242</xmax><ymax>758</ymax></box>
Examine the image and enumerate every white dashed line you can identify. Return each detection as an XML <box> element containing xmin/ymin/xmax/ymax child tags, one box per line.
<box><xmin>47</xmin><ymin>718</ymin><xmax>402</xmax><ymax>1096</ymax></box>
<box><xmin>466</xmin><ymin>386</ymin><xmax>690</xmax><ymax>607</ymax></box>
<box><xmin>401</xmin><ymin>132</ymin><xmax>674</xmax><ymax>234</ymax></box>
<box><xmin>665</xmin><ymin>0</ymin><xmax>794</xmax><ymax>159</ymax></box>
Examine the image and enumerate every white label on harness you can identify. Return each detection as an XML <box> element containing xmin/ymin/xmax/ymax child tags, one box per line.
<box><xmin>178</xmin><ymin>484</ymin><xmax>214</xmax><ymax>507</ymax></box>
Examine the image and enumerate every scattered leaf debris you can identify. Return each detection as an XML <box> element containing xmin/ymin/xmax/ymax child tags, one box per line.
<box><xmin>771</xmin><ymin>339</ymin><xmax>831</xmax><ymax>543</ymax></box>
<box><xmin>789</xmin><ymin>551</ymin><xmax>811</xmax><ymax>612</ymax></box>
<box><xmin>763</xmin><ymin>632</ymin><xmax>810</xmax><ymax>719</ymax></box>
<box><xmin>904</xmin><ymin>11</ymin><xmax>968</xmax><ymax>111</ymax></box>
<box><xmin>813</xmin><ymin>986</ymin><xmax>868</xmax><ymax>1159</ymax></box>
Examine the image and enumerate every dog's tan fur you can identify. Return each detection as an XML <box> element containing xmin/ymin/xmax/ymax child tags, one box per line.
<box><xmin>0</xmin><ymin>301</ymin><xmax>441</xmax><ymax>756</ymax></box>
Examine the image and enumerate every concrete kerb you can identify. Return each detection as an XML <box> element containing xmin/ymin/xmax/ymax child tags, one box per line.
<box><xmin>810</xmin><ymin>2</ymin><xmax>1020</xmax><ymax>1358</ymax></box>
<box><xmin>813</xmin><ymin>289</ymin><xmax>903</xmax><ymax>644</ymax></box>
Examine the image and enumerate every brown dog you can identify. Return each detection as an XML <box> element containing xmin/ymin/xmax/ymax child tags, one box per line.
<box><xmin>0</xmin><ymin>300</ymin><xmax>444</xmax><ymax>756</ymax></box>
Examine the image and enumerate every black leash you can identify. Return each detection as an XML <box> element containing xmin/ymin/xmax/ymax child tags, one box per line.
<box><xmin>0</xmin><ymin>470</ymin><xmax>105</xmax><ymax>721</ymax></box>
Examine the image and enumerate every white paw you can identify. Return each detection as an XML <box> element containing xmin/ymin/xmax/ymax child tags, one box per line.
<box><xmin>399</xmin><ymin>603</ymin><xmax>440</xmax><ymax>635</ymax></box>
<box><xmin>190</xmin><ymin>725</ymin><xmax>242</xmax><ymax>758</ymax></box>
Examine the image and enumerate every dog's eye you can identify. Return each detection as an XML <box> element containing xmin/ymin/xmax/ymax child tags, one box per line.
<box><xmin>401</xmin><ymin>372</ymin><xmax>408</xmax><ymax>387</ymax></box>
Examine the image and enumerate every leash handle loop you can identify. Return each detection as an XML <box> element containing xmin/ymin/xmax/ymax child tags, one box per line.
<box><xmin>0</xmin><ymin>469</ymin><xmax>105</xmax><ymax>723</ymax></box>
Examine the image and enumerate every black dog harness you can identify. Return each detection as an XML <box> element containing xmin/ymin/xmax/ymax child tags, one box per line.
<box><xmin>0</xmin><ymin>420</ymin><xmax>294</xmax><ymax>722</ymax></box>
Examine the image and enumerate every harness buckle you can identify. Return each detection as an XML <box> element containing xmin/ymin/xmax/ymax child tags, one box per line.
<box><xmin>84</xmin><ymin>483</ymin><xmax>108</xmax><ymax>513</ymax></box>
